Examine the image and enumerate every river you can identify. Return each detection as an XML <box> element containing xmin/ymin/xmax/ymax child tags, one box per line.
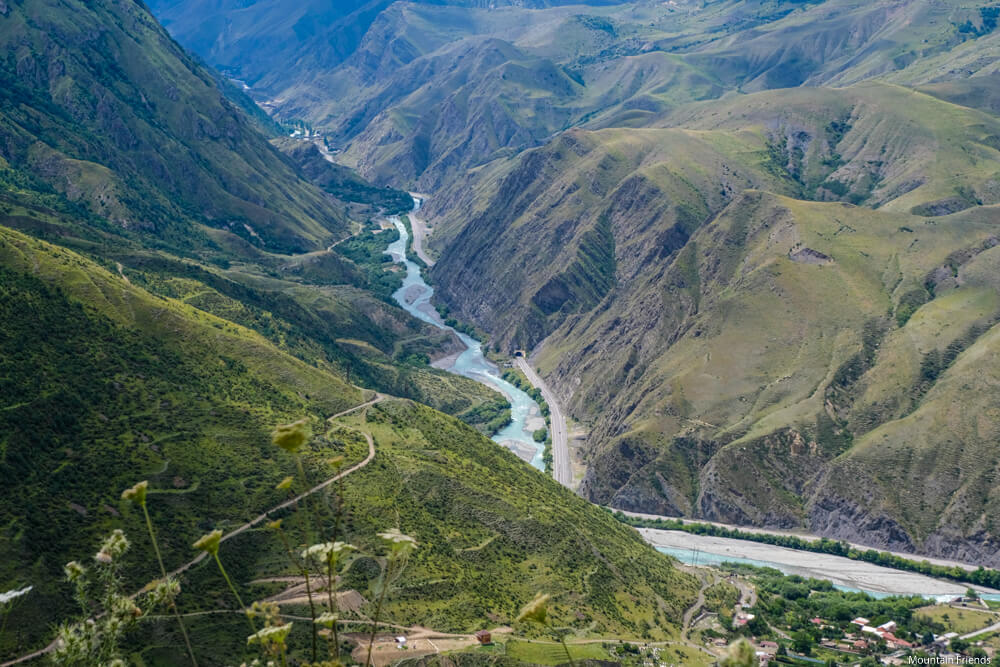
<box><xmin>644</xmin><ymin>528</ymin><xmax>1000</xmax><ymax>601</ymax></box>
<box><xmin>384</xmin><ymin>199</ymin><xmax>546</xmax><ymax>470</ymax></box>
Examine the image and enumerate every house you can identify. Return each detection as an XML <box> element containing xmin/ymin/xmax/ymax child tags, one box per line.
<box><xmin>853</xmin><ymin>639</ymin><xmax>869</xmax><ymax>650</ymax></box>
<box><xmin>851</xmin><ymin>617</ymin><xmax>871</xmax><ymax>627</ymax></box>
<box><xmin>758</xmin><ymin>641</ymin><xmax>779</xmax><ymax>653</ymax></box>
<box><xmin>395</xmin><ymin>636</ymin><xmax>408</xmax><ymax>647</ymax></box>
<box><xmin>810</xmin><ymin>617</ymin><xmax>827</xmax><ymax>626</ymax></box>
<box><xmin>474</xmin><ymin>630</ymin><xmax>492</xmax><ymax>645</ymax></box>
<box><xmin>883</xmin><ymin>634</ymin><xmax>913</xmax><ymax>650</ymax></box>
<box><xmin>878</xmin><ymin>621</ymin><xmax>898</xmax><ymax>632</ymax></box>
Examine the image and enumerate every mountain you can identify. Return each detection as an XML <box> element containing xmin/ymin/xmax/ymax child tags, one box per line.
<box><xmin>142</xmin><ymin>0</ymin><xmax>1000</xmax><ymax>567</ymax></box>
<box><xmin>0</xmin><ymin>0</ymin><xmax>349</xmax><ymax>255</ymax></box>
<box><xmin>149</xmin><ymin>0</ymin><xmax>1000</xmax><ymax>194</ymax></box>
<box><xmin>0</xmin><ymin>0</ymin><xmax>703</xmax><ymax>662</ymax></box>
<box><xmin>427</xmin><ymin>81</ymin><xmax>1000</xmax><ymax>566</ymax></box>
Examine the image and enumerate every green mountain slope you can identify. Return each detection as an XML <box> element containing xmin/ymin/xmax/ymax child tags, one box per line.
<box><xmin>0</xmin><ymin>0</ymin><xmax>348</xmax><ymax>254</ymax></box>
<box><xmin>0</xmin><ymin>226</ymin><xmax>697</xmax><ymax>662</ymax></box>
<box><xmin>0</xmin><ymin>224</ymin><xmax>364</xmax><ymax>649</ymax></box>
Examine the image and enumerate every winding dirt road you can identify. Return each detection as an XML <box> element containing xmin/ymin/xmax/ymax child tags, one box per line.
<box><xmin>514</xmin><ymin>358</ymin><xmax>571</xmax><ymax>488</ymax></box>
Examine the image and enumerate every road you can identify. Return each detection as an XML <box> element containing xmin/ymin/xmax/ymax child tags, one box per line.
<box><xmin>960</xmin><ymin>617</ymin><xmax>1000</xmax><ymax>640</ymax></box>
<box><xmin>514</xmin><ymin>358</ymin><xmax>571</xmax><ymax>488</ymax></box>
<box><xmin>0</xmin><ymin>397</ymin><xmax>383</xmax><ymax>667</ymax></box>
<box><xmin>407</xmin><ymin>210</ymin><xmax>436</xmax><ymax>266</ymax></box>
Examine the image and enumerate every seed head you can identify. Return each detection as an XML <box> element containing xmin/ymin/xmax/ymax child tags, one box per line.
<box><xmin>64</xmin><ymin>562</ymin><xmax>85</xmax><ymax>582</ymax></box>
<box><xmin>193</xmin><ymin>529</ymin><xmax>223</xmax><ymax>556</ymax></box>
<box><xmin>99</xmin><ymin>529</ymin><xmax>130</xmax><ymax>560</ymax></box>
<box><xmin>121</xmin><ymin>480</ymin><xmax>148</xmax><ymax>505</ymax></box>
<box><xmin>271</xmin><ymin>419</ymin><xmax>311</xmax><ymax>453</ymax></box>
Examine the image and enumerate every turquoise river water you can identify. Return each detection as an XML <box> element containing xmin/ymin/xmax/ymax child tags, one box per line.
<box><xmin>384</xmin><ymin>199</ymin><xmax>546</xmax><ymax>470</ymax></box>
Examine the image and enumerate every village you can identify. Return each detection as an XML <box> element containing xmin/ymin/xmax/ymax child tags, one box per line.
<box><xmin>727</xmin><ymin>587</ymin><xmax>1000</xmax><ymax>666</ymax></box>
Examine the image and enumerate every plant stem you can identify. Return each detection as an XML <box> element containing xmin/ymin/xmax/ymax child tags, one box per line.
<box><xmin>365</xmin><ymin>562</ymin><xmax>392</xmax><ymax>667</ymax></box>
<box><xmin>275</xmin><ymin>524</ymin><xmax>318</xmax><ymax>663</ymax></box>
<box><xmin>559</xmin><ymin>634</ymin><xmax>576</xmax><ymax>667</ymax></box>
<box><xmin>327</xmin><ymin>556</ymin><xmax>340</xmax><ymax>661</ymax></box>
<box><xmin>212</xmin><ymin>552</ymin><xmax>256</xmax><ymax>634</ymax></box>
<box><xmin>142</xmin><ymin>502</ymin><xmax>198</xmax><ymax>666</ymax></box>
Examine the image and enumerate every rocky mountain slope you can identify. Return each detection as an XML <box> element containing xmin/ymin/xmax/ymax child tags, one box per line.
<box><xmin>427</xmin><ymin>82</ymin><xmax>1000</xmax><ymax>566</ymax></box>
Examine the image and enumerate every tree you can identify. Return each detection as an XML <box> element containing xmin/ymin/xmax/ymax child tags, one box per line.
<box><xmin>792</xmin><ymin>630</ymin><xmax>813</xmax><ymax>655</ymax></box>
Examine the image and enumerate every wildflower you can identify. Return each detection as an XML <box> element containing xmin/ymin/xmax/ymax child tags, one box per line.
<box><xmin>121</xmin><ymin>480</ymin><xmax>148</xmax><ymax>504</ymax></box>
<box><xmin>516</xmin><ymin>592</ymin><xmax>551</xmax><ymax>625</ymax></box>
<box><xmin>247</xmin><ymin>623</ymin><xmax>292</xmax><ymax>647</ymax></box>
<box><xmin>64</xmin><ymin>561</ymin><xmax>85</xmax><ymax>582</ymax></box>
<box><xmin>193</xmin><ymin>529</ymin><xmax>223</xmax><ymax>556</ymax></box>
<box><xmin>0</xmin><ymin>586</ymin><xmax>32</xmax><ymax>605</ymax></box>
<box><xmin>302</xmin><ymin>541</ymin><xmax>356</xmax><ymax>565</ymax></box>
<box><xmin>377</xmin><ymin>529</ymin><xmax>418</xmax><ymax>548</ymax></box>
<box><xmin>315</xmin><ymin>611</ymin><xmax>339</xmax><ymax>628</ymax></box>
<box><xmin>275</xmin><ymin>475</ymin><xmax>294</xmax><ymax>490</ymax></box>
<box><xmin>271</xmin><ymin>419</ymin><xmax>311</xmax><ymax>453</ymax></box>
<box><xmin>98</xmin><ymin>529</ymin><xmax>129</xmax><ymax>560</ymax></box>
<box><xmin>247</xmin><ymin>601</ymin><xmax>280</xmax><ymax>624</ymax></box>
<box><xmin>146</xmin><ymin>577</ymin><xmax>181</xmax><ymax>607</ymax></box>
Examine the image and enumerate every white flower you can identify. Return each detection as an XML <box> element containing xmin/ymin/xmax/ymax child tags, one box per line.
<box><xmin>247</xmin><ymin>623</ymin><xmax>292</xmax><ymax>647</ymax></box>
<box><xmin>301</xmin><ymin>541</ymin><xmax>356</xmax><ymax>565</ymax></box>
<box><xmin>0</xmin><ymin>586</ymin><xmax>32</xmax><ymax>605</ymax></box>
<box><xmin>315</xmin><ymin>612</ymin><xmax>339</xmax><ymax>627</ymax></box>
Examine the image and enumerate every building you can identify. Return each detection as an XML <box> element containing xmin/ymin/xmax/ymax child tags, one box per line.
<box><xmin>851</xmin><ymin>617</ymin><xmax>871</xmax><ymax>627</ymax></box>
<box><xmin>474</xmin><ymin>630</ymin><xmax>492</xmax><ymax>645</ymax></box>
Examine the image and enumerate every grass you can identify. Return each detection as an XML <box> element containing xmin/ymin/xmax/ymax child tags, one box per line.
<box><xmin>505</xmin><ymin>639</ymin><xmax>610</xmax><ymax>665</ymax></box>
<box><xmin>915</xmin><ymin>605</ymin><xmax>999</xmax><ymax>634</ymax></box>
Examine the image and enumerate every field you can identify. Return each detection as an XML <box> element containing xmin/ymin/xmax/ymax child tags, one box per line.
<box><xmin>916</xmin><ymin>605</ymin><xmax>999</xmax><ymax>634</ymax></box>
<box><xmin>505</xmin><ymin>639</ymin><xmax>611</xmax><ymax>665</ymax></box>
